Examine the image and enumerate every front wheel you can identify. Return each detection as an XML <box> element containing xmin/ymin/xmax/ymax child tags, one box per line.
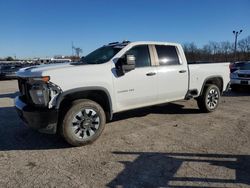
<box><xmin>197</xmin><ymin>84</ymin><xmax>221</xmax><ymax>113</ymax></box>
<box><xmin>61</xmin><ymin>99</ymin><xmax>106</xmax><ymax>146</ymax></box>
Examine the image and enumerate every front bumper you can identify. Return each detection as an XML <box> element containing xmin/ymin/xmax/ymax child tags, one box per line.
<box><xmin>15</xmin><ymin>96</ymin><xmax>58</xmax><ymax>134</ymax></box>
<box><xmin>231</xmin><ymin>78</ymin><xmax>250</xmax><ymax>86</ymax></box>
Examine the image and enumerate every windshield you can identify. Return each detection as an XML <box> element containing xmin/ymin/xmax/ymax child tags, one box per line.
<box><xmin>79</xmin><ymin>46</ymin><xmax>124</xmax><ymax>64</ymax></box>
<box><xmin>236</xmin><ymin>62</ymin><xmax>250</xmax><ymax>70</ymax></box>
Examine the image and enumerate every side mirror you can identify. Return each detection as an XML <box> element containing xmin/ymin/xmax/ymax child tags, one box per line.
<box><xmin>116</xmin><ymin>55</ymin><xmax>136</xmax><ymax>76</ymax></box>
<box><xmin>126</xmin><ymin>55</ymin><xmax>136</xmax><ymax>65</ymax></box>
<box><xmin>123</xmin><ymin>54</ymin><xmax>136</xmax><ymax>72</ymax></box>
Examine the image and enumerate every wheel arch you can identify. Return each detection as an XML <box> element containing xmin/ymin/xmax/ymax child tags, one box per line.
<box><xmin>55</xmin><ymin>87</ymin><xmax>113</xmax><ymax>121</ymax></box>
<box><xmin>199</xmin><ymin>76</ymin><xmax>224</xmax><ymax>96</ymax></box>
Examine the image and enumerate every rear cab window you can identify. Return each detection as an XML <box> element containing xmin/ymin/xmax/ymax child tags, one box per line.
<box><xmin>155</xmin><ymin>45</ymin><xmax>180</xmax><ymax>66</ymax></box>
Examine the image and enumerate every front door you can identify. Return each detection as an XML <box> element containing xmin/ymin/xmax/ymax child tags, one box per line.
<box><xmin>113</xmin><ymin>45</ymin><xmax>157</xmax><ymax>112</ymax></box>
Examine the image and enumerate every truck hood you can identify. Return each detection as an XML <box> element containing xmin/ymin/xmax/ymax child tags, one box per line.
<box><xmin>16</xmin><ymin>61</ymin><xmax>113</xmax><ymax>92</ymax></box>
<box><xmin>17</xmin><ymin>63</ymin><xmax>74</xmax><ymax>77</ymax></box>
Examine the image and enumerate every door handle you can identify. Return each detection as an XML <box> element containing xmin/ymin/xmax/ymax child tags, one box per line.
<box><xmin>179</xmin><ymin>70</ymin><xmax>187</xmax><ymax>73</ymax></box>
<box><xmin>146</xmin><ymin>72</ymin><xmax>156</xmax><ymax>76</ymax></box>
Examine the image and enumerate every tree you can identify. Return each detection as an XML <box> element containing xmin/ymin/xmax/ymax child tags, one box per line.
<box><xmin>5</xmin><ymin>56</ymin><xmax>14</xmax><ymax>61</ymax></box>
<box><xmin>183</xmin><ymin>36</ymin><xmax>250</xmax><ymax>62</ymax></box>
<box><xmin>208</xmin><ymin>41</ymin><xmax>220</xmax><ymax>55</ymax></box>
<box><xmin>202</xmin><ymin>44</ymin><xmax>213</xmax><ymax>61</ymax></box>
<box><xmin>238</xmin><ymin>38</ymin><xmax>248</xmax><ymax>53</ymax></box>
<box><xmin>182</xmin><ymin>42</ymin><xmax>198</xmax><ymax>62</ymax></box>
<box><xmin>220</xmin><ymin>41</ymin><xmax>232</xmax><ymax>61</ymax></box>
<box><xmin>245</xmin><ymin>36</ymin><xmax>250</xmax><ymax>52</ymax></box>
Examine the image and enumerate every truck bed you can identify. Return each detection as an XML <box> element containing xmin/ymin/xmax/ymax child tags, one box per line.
<box><xmin>188</xmin><ymin>62</ymin><xmax>230</xmax><ymax>95</ymax></box>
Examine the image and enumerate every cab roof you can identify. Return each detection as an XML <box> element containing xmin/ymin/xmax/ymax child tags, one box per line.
<box><xmin>105</xmin><ymin>40</ymin><xmax>180</xmax><ymax>47</ymax></box>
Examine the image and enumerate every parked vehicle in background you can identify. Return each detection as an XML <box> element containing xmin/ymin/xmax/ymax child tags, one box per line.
<box><xmin>15</xmin><ymin>41</ymin><xmax>230</xmax><ymax>146</ymax></box>
<box><xmin>0</xmin><ymin>61</ymin><xmax>48</xmax><ymax>80</ymax></box>
<box><xmin>230</xmin><ymin>61</ymin><xmax>248</xmax><ymax>73</ymax></box>
<box><xmin>230</xmin><ymin>61</ymin><xmax>250</xmax><ymax>91</ymax></box>
<box><xmin>50</xmin><ymin>58</ymin><xmax>72</xmax><ymax>64</ymax></box>
<box><xmin>0</xmin><ymin>64</ymin><xmax>23</xmax><ymax>79</ymax></box>
<box><xmin>35</xmin><ymin>58</ymin><xmax>72</xmax><ymax>64</ymax></box>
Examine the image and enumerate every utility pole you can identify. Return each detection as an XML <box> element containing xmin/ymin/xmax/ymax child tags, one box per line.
<box><xmin>71</xmin><ymin>42</ymin><xmax>83</xmax><ymax>58</ymax></box>
<box><xmin>233</xmin><ymin>30</ymin><xmax>243</xmax><ymax>62</ymax></box>
<box><xmin>71</xmin><ymin>41</ymin><xmax>74</xmax><ymax>56</ymax></box>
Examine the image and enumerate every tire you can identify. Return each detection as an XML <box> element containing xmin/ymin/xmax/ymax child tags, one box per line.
<box><xmin>197</xmin><ymin>84</ymin><xmax>221</xmax><ymax>113</ymax></box>
<box><xmin>61</xmin><ymin>99</ymin><xmax>106</xmax><ymax>146</ymax></box>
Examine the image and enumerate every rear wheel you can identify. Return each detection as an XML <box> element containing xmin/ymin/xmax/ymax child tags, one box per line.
<box><xmin>61</xmin><ymin>99</ymin><xmax>106</xmax><ymax>146</ymax></box>
<box><xmin>197</xmin><ymin>84</ymin><xmax>220</xmax><ymax>113</ymax></box>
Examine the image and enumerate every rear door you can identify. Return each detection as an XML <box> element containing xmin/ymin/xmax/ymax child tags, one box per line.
<box><xmin>113</xmin><ymin>45</ymin><xmax>158</xmax><ymax>111</ymax></box>
<box><xmin>153</xmin><ymin>45</ymin><xmax>188</xmax><ymax>102</ymax></box>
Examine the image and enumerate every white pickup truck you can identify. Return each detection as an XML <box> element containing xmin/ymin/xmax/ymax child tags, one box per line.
<box><xmin>15</xmin><ymin>41</ymin><xmax>230</xmax><ymax>146</ymax></box>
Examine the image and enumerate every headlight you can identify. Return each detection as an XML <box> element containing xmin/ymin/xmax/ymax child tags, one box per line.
<box><xmin>29</xmin><ymin>82</ymin><xmax>50</xmax><ymax>106</ymax></box>
<box><xmin>27</xmin><ymin>76</ymin><xmax>61</xmax><ymax>107</ymax></box>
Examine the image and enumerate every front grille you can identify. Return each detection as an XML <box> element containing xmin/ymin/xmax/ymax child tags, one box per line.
<box><xmin>238</xmin><ymin>74</ymin><xmax>250</xmax><ymax>79</ymax></box>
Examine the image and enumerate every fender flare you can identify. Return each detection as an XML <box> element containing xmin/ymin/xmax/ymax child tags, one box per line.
<box><xmin>199</xmin><ymin>76</ymin><xmax>224</xmax><ymax>96</ymax></box>
<box><xmin>55</xmin><ymin>86</ymin><xmax>113</xmax><ymax>119</ymax></box>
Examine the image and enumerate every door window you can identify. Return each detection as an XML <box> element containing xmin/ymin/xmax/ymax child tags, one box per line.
<box><xmin>126</xmin><ymin>45</ymin><xmax>151</xmax><ymax>67</ymax></box>
<box><xmin>155</xmin><ymin>45</ymin><xmax>180</xmax><ymax>65</ymax></box>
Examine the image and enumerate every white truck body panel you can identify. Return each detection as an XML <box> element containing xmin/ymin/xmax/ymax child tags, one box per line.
<box><xmin>155</xmin><ymin>64</ymin><xmax>189</xmax><ymax>103</ymax></box>
<box><xmin>16</xmin><ymin>41</ymin><xmax>230</xmax><ymax>114</ymax></box>
<box><xmin>112</xmin><ymin>66</ymin><xmax>158</xmax><ymax>112</ymax></box>
<box><xmin>189</xmin><ymin>63</ymin><xmax>230</xmax><ymax>95</ymax></box>
<box><xmin>18</xmin><ymin>62</ymin><xmax>117</xmax><ymax>111</ymax></box>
